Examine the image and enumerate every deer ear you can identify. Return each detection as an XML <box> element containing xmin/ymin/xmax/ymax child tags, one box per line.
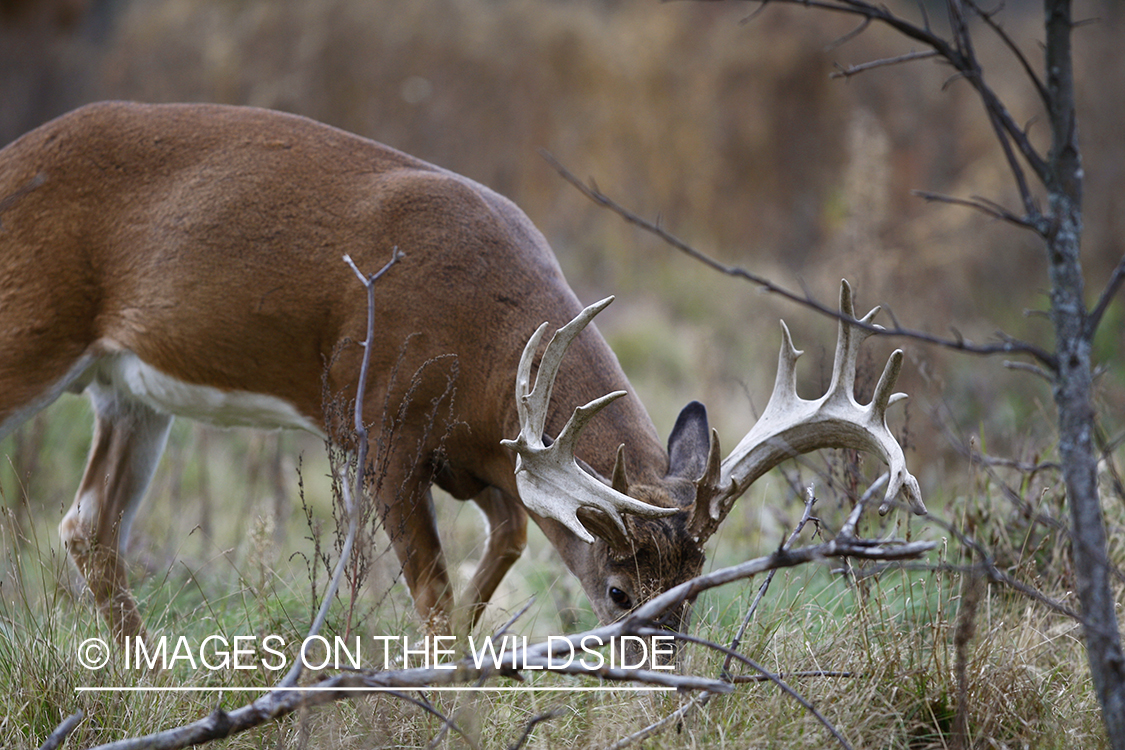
<box><xmin>667</xmin><ymin>401</ymin><xmax>711</xmax><ymax>481</ymax></box>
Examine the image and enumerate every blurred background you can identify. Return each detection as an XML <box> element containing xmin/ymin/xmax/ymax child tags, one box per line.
<box><xmin>1</xmin><ymin>0</ymin><xmax>1122</xmax><ymax>622</ymax></box>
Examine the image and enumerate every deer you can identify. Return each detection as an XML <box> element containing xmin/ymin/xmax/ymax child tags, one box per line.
<box><xmin>0</xmin><ymin>101</ymin><xmax>925</xmax><ymax>647</ymax></box>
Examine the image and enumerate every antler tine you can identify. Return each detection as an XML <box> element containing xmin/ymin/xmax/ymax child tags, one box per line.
<box><xmin>825</xmin><ymin>279</ymin><xmax>883</xmax><ymax>409</ymax></box>
<box><xmin>502</xmin><ymin>298</ymin><xmax>677</xmax><ymax>545</ymax></box>
<box><xmin>707</xmin><ymin>280</ymin><xmax>925</xmax><ymax>538</ymax></box>
<box><xmin>512</xmin><ymin>297</ymin><xmax>614</xmax><ymax>448</ymax></box>
<box><xmin>511</xmin><ymin>320</ymin><xmax>551</xmax><ymax>449</ymax></box>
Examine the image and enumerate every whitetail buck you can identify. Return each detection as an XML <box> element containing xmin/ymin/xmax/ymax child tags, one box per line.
<box><xmin>0</xmin><ymin>101</ymin><xmax>925</xmax><ymax>644</ymax></box>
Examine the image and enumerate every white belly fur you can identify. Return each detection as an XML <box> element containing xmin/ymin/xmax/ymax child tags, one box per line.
<box><xmin>96</xmin><ymin>352</ymin><xmax>324</xmax><ymax>435</ymax></box>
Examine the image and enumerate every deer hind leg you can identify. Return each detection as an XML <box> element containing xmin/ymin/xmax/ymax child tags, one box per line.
<box><xmin>59</xmin><ymin>383</ymin><xmax>172</xmax><ymax>644</ymax></box>
<box><xmin>457</xmin><ymin>486</ymin><xmax>527</xmax><ymax>632</ymax></box>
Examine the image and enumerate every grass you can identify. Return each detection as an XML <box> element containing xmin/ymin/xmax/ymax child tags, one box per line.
<box><xmin>0</xmin><ymin>395</ymin><xmax>1112</xmax><ymax>748</ymax></box>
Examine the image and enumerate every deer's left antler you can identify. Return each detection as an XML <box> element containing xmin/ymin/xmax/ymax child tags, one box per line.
<box><xmin>690</xmin><ymin>280</ymin><xmax>925</xmax><ymax>542</ymax></box>
<box><xmin>501</xmin><ymin>297</ymin><xmax>677</xmax><ymax>544</ymax></box>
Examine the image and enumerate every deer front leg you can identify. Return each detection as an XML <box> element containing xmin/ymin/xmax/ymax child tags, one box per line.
<box><xmin>379</xmin><ymin>463</ymin><xmax>455</xmax><ymax>635</ymax></box>
<box><xmin>59</xmin><ymin>384</ymin><xmax>172</xmax><ymax>645</ymax></box>
<box><xmin>458</xmin><ymin>486</ymin><xmax>527</xmax><ymax>632</ymax></box>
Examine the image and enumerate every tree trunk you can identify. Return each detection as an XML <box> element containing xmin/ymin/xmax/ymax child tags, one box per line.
<box><xmin>1044</xmin><ymin>1</ymin><xmax>1125</xmax><ymax>744</ymax></box>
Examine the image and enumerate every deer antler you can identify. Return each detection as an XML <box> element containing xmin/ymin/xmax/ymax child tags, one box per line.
<box><xmin>691</xmin><ymin>280</ymin><xmax>925</xmax><ymax>542</ymax></box>
<box><xmin>501</xmin><ymin>298</ymin><xmax>677</xmax><ymax>544</ymax></box>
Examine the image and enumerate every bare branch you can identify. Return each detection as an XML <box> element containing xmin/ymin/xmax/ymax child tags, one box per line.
<box><xmin>736</xmin><ymin>0</ymin><xmax>1050</xmax><ymax>197</ymax></box>
<box><xmin>543</xmin><ymin>150</ymin><xmax>1058</xmax><ymax>368</ymax></box>
<box><xmin>1086</xmin><ymin>252</ymin><xmax>1125</xmax><ymax>340</ymax></box>
<box><xmin>1003</xmin><ymin>359</ymin><xmax>1054</xmax><ymax>383</ymax></box>
<box><xmin>966</xmin><ymin>0</ymin><xmax>1050</xmax><ymax>107</ymax></box>
<box><xmin>602</xmin><ymin>695</ymin><xmax>706</xmax><ymax>750</ymax></box>
<box><xmin>830</xmin><ymin>49</ymin><xmax>938</xmax><ymax>78</ymax></box>
<box><xmin>637</xmin><ymin>627</ymin><xmax>855</xmax><ymax>750</ymax></box>
<box><xmin>69</xmin><ymin>526</ymin><xmax>933</xmax><ymax>750</ymax></box>
<box><xmin>506</xmin><ymin>710</ymin><xmax>563</xmax><ymax>750</ymax></box>
<box><xmin>826</xmin><ymin>15</ymin><xmax>871</xmax><ymax>49</ymax></box>
<box><xmin>624</xmin><ymin>536</ymin><xmax>936</xmax><ymax>628</ymax></box>
<box><xmin>911</xmin><ymin>189</ymin><xmax>1040</xmax><ymax>232</ymax></box>
<box><xmin>37</xmin><ymin>710</ymin><xmax>83</xmax><ymax>750</ymax></box>
<box><xmin>731</xmin><ymin>670</ymin><xmax>854</xmax><ymax>683</ymax></box>
<box><xmin>273</xmin><ymin>249</ymin><xmax>402</xmax><ymax>689</ymax></box>
<box><xmin>722</xmin><ymin>486</ymin><xmax>820</xmax><ymax>679</ymax></box>
<box><xmin>920</xmin><ymin>512</ymin><xmax>1081</xmax><ymax>621</ymax></box>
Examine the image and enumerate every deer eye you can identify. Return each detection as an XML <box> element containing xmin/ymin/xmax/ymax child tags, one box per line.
<box><xmin>608</xmin><ymin>586</ymin><xmax>632</xmax><ymax>609</ymax></box>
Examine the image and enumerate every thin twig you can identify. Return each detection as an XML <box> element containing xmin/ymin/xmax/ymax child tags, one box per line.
<box><xmin>1003</xmin><ymin>359</ymin><xmax>1054</xmax><ymax>383</ymax></box>
<box><xmin>397</xmin><ymin>691</ymin><xmax>475</xmax><ymax>750</ymax></box>
<box><xmin>601</xmin><ymin>695</ymin><xmax>706</xmax><ymax>750</ymax></box>
<box><xmin>966</xmin><ymin>0</ymin><xmax>1050</xmax><ymax>106</ymax></box>
<box><xmin>1086</xmin><ymin>252</ymin><xmax>1125</xmax><ymax>340</ymax></box>
<box><xmin>275</xmin><ymin>249</ymin><xmax>402</xmax><ymax>690</ymax></box>
<box><xmin>507</xmin><ymin>710</ymin><xmax>563</xmax><ymax>750</ymax></box>
<box><xmin>739</xmin><ymin>0</ymin><xmax>1050</xmax><ymax>193</ymax></box>
<box><xmin>722</xmin><ymin>485</ymin><xmax>820</xmax><ymax>679</ymax></box>
<box><xmin>637</xmin><ymin>627</ymin><xmax>855</xmax><ymax>750</ymax></box>
<box><xmin>731</xmin><ymin>670</ymin><xmax>855</xmax><ymax>683</ymax></box>
<box><xmin>830</xmin><ymin>49</ymin><xmax>938</xmax><ymax>78</ymax></box>
<box><xmin>826</xmin><ymin>15</ymin><xmax>871</xmax><ymax>49</ymax></box>
<box><xmin>921</xmin><ymin>512</ymin><xmax>1081</xmax><ymax>621</ymax></box>
<box><xmin>912</xmin><ymin>189</ymin><xmax>1038</xmax><ymax>231</ymax></box>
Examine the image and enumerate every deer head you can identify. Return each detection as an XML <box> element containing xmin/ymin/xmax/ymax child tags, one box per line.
<box><xmin>503</xmin><ymin>280</ymin><xmax>925</xmax><ymax>631</ymax></box>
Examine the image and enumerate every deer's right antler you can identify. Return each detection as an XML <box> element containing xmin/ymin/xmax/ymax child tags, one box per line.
<box><xmin>501</xmin><ymin>298</ymin><xmax>677</xmax><ymax>544</ymax></box>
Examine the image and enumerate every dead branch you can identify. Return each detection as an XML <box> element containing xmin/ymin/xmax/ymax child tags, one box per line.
<box><xmin>601</xmin><ymin>696</ymin><xmax>703</xmax><ymax>750</ymax></box>
<box><xmin>66</xmin><ymin>525</ymin><xmax>933</xmax><ymax>750</ymax></box>
<box><xmin>966</xmin><ymin>0</ymin><xmax>1050</xmax><ymax>107</ymax></box>
<box><xmin>911</xmin><ymin>189</ymin><xmax>1037</xmax><ymax>230</ymax></box>
<box><xmin>507</xmin><ymin>710</ymin><xmax>564</xmax><ymax>750</ymax></box>
<box><xmin>638</xmin><ymin>627</ymin><xmax>855</xmax><ymax>750</ymax></box>
<box><xmin>275</xmin><ymin>249</ymin><xmax>402</xmax><ymax>690</ymax></box>
<box><xmin>731</xmin><ymin>670</ymin><xmax>854</xmax><ymax>683</ymax></box>
<box><xmin>723</xmin><ymin>484</ymin><xmax>821</xmax><ymax>679</ymax></box>
<box><xmin>609</xmin><ymin>476</ymin><xmax>891</xmax><ymax>750</ymax></box>
<box><xmin>37</xmin><ymin>710</ymin><xmax>83</xmax><ymax>750</ymax></box>
<box><xmin>542</xmin><ymin>149</ymin><xmax>1057</xmax><ymax>369</ymax></box>
<box><xmin>830</xmin><ymin>49</ymin><xmax>938</xmax><ymax>78</ymax></box>
<box><xmin>1086</xmin><ymin>252</ymin><xmax>1125</xmax><ymax>339</ymax></box>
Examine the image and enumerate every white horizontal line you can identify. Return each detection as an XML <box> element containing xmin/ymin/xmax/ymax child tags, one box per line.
<box><xmin>76</xmin><ymin>686</ymin><xmax>673</xmax><ymax>693</ymax></box>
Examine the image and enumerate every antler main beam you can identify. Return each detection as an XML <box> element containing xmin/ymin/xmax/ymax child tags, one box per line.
<box><xmin>501</xmin><ymin>298</ymin><xmax>676</xmax><ymax>543</ymax></box>
<box><xmin>695</xmin><ymin>281</ymin><xmax>925</xmax><ymax>538</ymax></box>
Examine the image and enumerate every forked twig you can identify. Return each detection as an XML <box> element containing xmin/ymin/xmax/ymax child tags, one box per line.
<box><xmin>278</xmin><ymin>248</ymin><xmax>403</xmax><ymax>689</ymax></box>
